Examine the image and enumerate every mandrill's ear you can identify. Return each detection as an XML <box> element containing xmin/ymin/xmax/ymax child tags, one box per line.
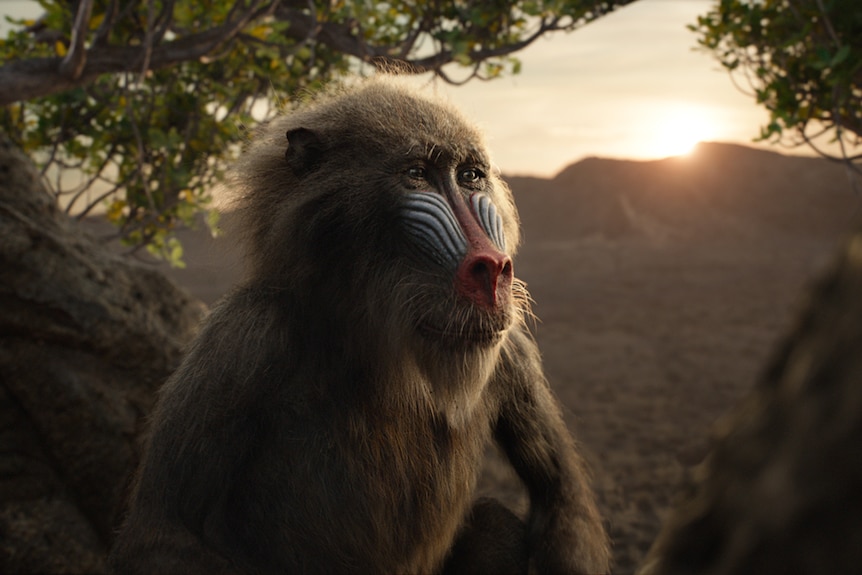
<box><xmin>285</xmin><ymin>127</ymin><xmax>324</xmax><ymax>177</ymax></box>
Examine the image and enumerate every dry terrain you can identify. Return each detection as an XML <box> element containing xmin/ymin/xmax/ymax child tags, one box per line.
<box><xmin>153</xmin><ymin>142</ymin><xmax>860</xmax><ymax>574</ymax></box>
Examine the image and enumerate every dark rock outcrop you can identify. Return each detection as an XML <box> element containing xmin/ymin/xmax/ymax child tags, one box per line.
<box><xmin>0</xmin><ymin>137</ymin><xmax>204</xmax><ymax>573</ymax></box>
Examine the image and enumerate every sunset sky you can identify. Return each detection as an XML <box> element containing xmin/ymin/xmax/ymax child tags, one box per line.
<box><xmin>2</xmin><ymin>0</ymin><xmax>784</xmax><ymax>176</ymax></box>
<box><xmin>422</xmin><ymin>0</ymin><xmax>776</xmax><ymax>176</ymax></box>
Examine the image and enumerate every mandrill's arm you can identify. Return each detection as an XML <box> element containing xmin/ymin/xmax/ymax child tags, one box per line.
<box><xmin>492</xmin><ymin>327</ymin><xmax>610</xmax><ymax>575</ymax></box>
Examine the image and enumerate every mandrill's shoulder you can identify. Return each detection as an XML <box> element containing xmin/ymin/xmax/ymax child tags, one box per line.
<box><xmin>162</xmin><ymin>285</ymin><xmax>299</xmax><ymax>397</ymax></box>
<box><xmin>192</xmin><ymin>285</ymin><xmax>291</xmax><ymax>357</ymax></box>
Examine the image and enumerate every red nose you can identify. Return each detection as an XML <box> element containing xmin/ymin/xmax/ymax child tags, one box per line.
<box><xmin>456</xmin><ymin>249</ymin><xmax>513</xmax><ymax>309</ymax></box>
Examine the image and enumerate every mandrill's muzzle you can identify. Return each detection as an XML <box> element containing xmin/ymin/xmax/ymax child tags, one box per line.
<box><xmin>401</xmin><ymin>190</ymin><xmax>513</xmax><ymax>311</ymax></box>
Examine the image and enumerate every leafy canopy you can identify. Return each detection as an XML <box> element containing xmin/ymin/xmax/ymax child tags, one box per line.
<box><xmin>0</xmin><ymin>0</ymin><xmax>634</xmax><ymax>265</ymax></box>
<box><xmin>692</xmin><ymin>0</ymin><xmax>862</xmax><ymax>168</ymax></box>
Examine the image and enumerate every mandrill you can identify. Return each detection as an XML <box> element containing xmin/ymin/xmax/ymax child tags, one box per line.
<box><xmin>110</xmin><ymin>77</ymin><xmax>610</xmax><ymax>575</ymax></box>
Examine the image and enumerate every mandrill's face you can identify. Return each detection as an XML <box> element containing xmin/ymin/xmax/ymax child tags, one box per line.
<box><xmin>393</xmin><ymin>148</ymin><xmax>522</xmax><ymax>350</ymax></box>
<box><xmin>271</xmin><ymin>82</ymin><xmax>526</xmax><ymax>353</ymax></box>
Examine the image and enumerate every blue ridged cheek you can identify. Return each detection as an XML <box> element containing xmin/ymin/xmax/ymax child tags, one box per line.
<box><xmin>401</xmin><ymin>192</ymin><xmax>468</xmax><ymax>268</ymax></box>
<box><xmin>470</xmin><ymin>193</ymin><xmax>506</xmax><ymax>251</ymax></box>
<box><xmin>400</xmin><ymin>192</ymin><xmax>507</xmax><ymax>268</ymax></box>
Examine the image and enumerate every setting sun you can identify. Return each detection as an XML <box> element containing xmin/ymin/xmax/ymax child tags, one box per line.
<box><xmin>648</xmin><ymin>105</ymin><xmax>718</xmax><ymax>158</ymax></box>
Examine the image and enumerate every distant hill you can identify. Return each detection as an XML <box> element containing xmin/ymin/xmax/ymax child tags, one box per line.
<box><xmin>507</xmin><ymin>142</ymin><xmax>860</xmax><ymax>244</ymax></box>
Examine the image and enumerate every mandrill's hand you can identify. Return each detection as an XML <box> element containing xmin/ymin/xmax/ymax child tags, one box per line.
<box><xmin>529</xmin><ymin>507</ymin><xmax>611</xmax><ymax>575</ymax></box>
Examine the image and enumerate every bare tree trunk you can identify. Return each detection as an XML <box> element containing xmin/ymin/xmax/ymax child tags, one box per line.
<box><xmin>0</xmin><ymin>136</ymin><xmax>204</xmax><ymax>573</ymax></box>
<box><xmin>639</xmin><ymin>225</ymin><xmax>862</xmax><ymax>575</ymax></box>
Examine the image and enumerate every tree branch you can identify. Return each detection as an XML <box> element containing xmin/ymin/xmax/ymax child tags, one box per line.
<box><xmin>59</xmin><ymin>0</ymin><xmax>94</xmax><ymax>80</ymax></box>
<box><xmin>272</xmin><ymin>7</ymin><xmax>568</xmax><ymax>78</ymax></box>
<box><xmin>0</xmin><ymin>1</ymin><xmax>275</xmax><ymax>106</ymax></box>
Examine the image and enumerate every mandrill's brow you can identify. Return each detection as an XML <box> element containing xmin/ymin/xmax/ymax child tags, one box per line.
<box><xmin>462</xmin><ymin>155</ymin><xmax>490</xmax><ymax>171</ymax></box>
<box><xmin>408</xmin><ymin>152</ymin><xmax>491</xmax><ymax>172</ymax></box>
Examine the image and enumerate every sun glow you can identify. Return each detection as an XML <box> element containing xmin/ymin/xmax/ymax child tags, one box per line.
<box><xmin>647</xmin><ymin>105</ymin><xmax>719</xmax><ymax>158</ymax></box>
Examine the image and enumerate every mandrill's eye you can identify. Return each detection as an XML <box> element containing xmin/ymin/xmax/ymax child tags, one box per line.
<box><xmin>458</xmin><ymin>167</ymin><xmax>484</xmax><ymax>184</ymax></box>
<box><xmin>407</xmin><ymin>166</ymin><xmax>427</xmax><ymax>180</ymax></box>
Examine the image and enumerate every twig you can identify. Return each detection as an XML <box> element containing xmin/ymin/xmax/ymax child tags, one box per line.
<box><xmin>59</xmin><ymin>0</ymin><xmax>93</xmax><ymax>80</ymax></box>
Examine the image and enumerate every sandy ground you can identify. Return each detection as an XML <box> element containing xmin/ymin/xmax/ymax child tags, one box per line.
<box><xmin>146</xmin><ymin>143</ymin><xmax>859</xmax><ymax>573</ymax></box>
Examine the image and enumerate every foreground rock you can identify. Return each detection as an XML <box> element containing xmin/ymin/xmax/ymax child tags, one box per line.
<box><xmin>0</xmin><ymin>138</ymin><xmax>204</xmax><ymax>573</ymax></box>
<box><xmin>639</xmin><ymin>224</ymin><xmax>862</xmax><ymax>574</ymax></box>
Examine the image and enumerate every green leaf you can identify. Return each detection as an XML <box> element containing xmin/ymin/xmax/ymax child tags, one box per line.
<box><xmin>831</xmin><ymin>45</ymin><xmax>851</xmax><ymax>67</ymax></box>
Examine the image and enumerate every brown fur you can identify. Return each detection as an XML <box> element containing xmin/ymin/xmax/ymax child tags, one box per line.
<box><xmin>109</xmin><ymin>77</ymin><xmax>610</xmax><ymax>574</ymax></box>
